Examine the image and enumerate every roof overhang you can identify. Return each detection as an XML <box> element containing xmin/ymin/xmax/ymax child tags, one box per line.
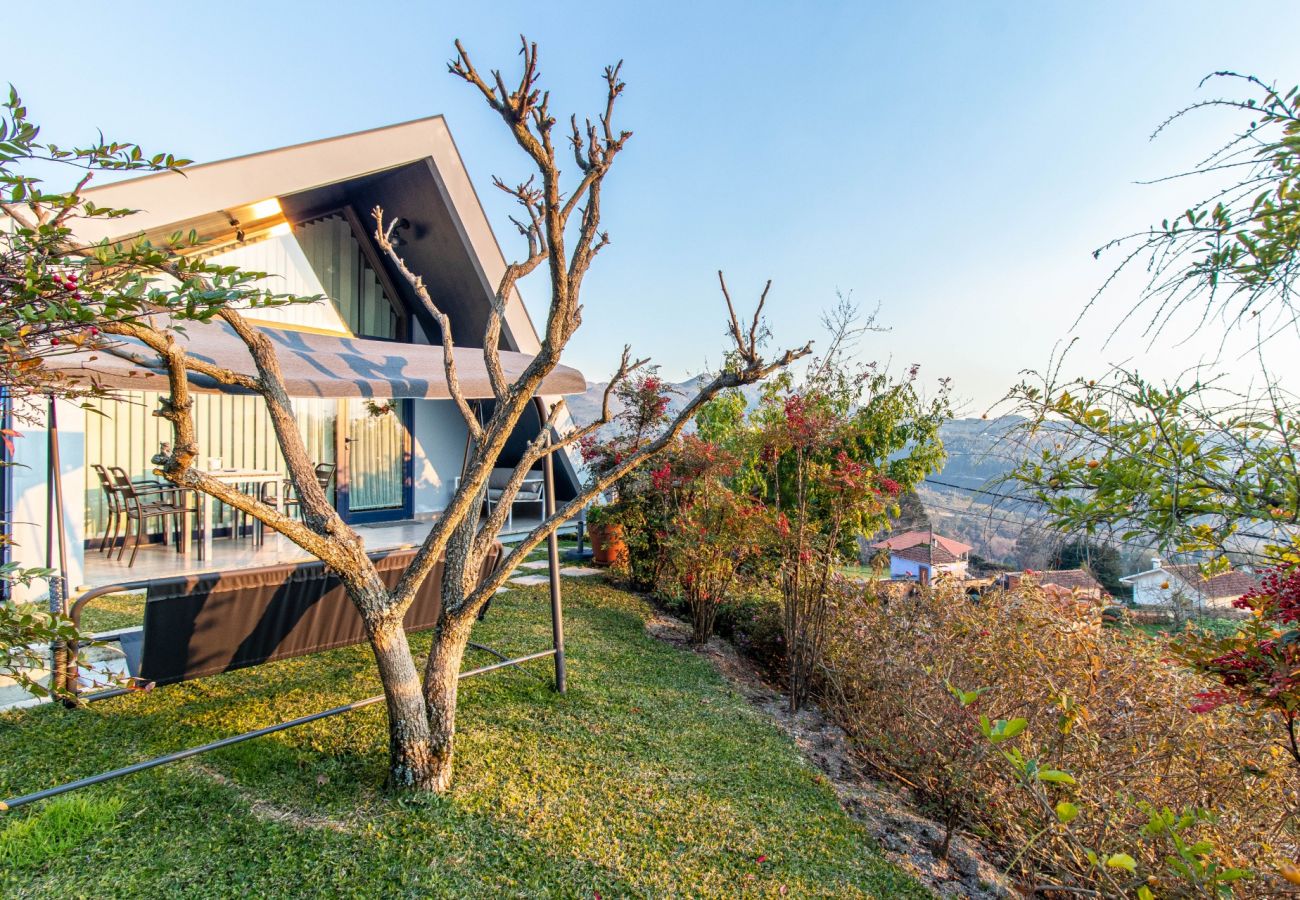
<box><xmin>45</xmin><ymin>317</ymin><xmax>586</xmax><ymax>400</ymax></box>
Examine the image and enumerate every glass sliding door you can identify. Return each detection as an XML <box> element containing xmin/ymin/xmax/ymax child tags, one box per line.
<box><xmin>340</xmin><ymin>399</ymin><xmax>411</xmax><ymax>521</ymax></box>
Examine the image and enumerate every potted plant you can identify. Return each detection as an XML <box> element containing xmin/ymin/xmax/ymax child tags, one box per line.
<box><xmin>586</xmin><ymin>503</ymin><xmax>628</xmax><ymax>567</ymax></box>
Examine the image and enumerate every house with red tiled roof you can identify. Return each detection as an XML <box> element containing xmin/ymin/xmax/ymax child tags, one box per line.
<box><xmin>1121</xmin><ymin>558</ymin><xmax>1260</xmax><ymax>610</ymax></box>
<box><xmin>870</xmin><ymin>530</ymin><xmax>970</xmax><ymax>581</ymax></box>
<box><xmin>871</xmin><ymin>530</ymin><xmax>973</xmax><ymax>558</ymax></box>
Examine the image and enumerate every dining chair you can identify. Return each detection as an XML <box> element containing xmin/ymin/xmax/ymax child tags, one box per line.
<box><xmin>90</xmin><ymin>464</ymin><xmax>123</xmax><ymax>555</ymax></box>
<box><xmin>267</xmin><ymin>463</ymin><xmax>337</xmax><ymax>527</ymax></box>
<box><xmin>107</xmin><ymin>466</ymin><xmax>195</xmax><ymax>567</ymax></box>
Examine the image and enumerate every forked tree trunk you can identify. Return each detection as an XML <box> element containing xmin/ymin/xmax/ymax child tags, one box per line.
<box><xmin>423</xmin><ymin>614</ymin><xmax>474</xmax><ymax>792</ymax></box>
<box><xmin>366</xmin><ymin>616</ymin><xmax>440</xmax><ymax>790</ymax></box>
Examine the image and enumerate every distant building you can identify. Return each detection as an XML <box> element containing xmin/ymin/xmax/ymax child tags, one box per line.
<box><xmin>1000</xmin><ymin>568</ymin><xmax>1107</xmax><ymax>600</ymax></box>
<box><xmin>870</xmin><ymin>530</ymin><xmax>971</xmax><ymax>581</ymax></box>
<box><xmin>1121</xmin><ymin>558</ymin><xmax>1259</xmax><ymax>609</ymax></box>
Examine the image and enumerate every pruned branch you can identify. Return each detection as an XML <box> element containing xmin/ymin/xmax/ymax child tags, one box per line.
<box><xmin>373</xmin><ymin>206</ymin><xmax>484</xmax><ymax>440</ymax></box>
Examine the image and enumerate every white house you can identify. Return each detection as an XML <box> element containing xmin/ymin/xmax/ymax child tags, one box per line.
<box><xmin>870</xmin><ymin>531</ymin><xmax>972</xmax><ymax>581</ymax></box>
<box><xmin>3</xmin><ymin>118</ymin><xmax>587</xmax><ymax>600</ymax></box>
<box><xmin>1121</xmin><ymin>558</ymin><xmax>1259</xmax><ymax>610</ymax></box>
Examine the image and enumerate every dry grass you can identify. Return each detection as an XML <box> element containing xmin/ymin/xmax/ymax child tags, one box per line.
<box><xmin>820</xmin><ymin>580</ymin><xmax>1300</xmax><ymax>897</ymax></box>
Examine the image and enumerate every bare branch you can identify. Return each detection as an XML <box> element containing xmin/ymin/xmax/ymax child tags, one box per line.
<box><xmin>374</xmin><ymin>206</ymin><xmax>484</xmax><ymax>440</ymax></box>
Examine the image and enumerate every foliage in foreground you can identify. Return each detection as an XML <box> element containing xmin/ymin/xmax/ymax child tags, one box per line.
<box><xmin>0</xmin><ymin>581</ymin><xmax>922</xmax><ymax>898</ymax></box>
<box><xmin>1172</xmin><ymin>562</ymin><xmax>1300</xmax><ymax>768</ymax></box>
<box><xmin>820</xmin><ymin>579</ymin><xmax>1299</xmax><ymax>897</ymax></box>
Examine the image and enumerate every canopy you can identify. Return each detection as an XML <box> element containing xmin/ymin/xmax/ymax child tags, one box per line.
<box><xmin>45</xmin><ymin>317</ymin><xmax>586</xmax><ymax>399</ymax></box>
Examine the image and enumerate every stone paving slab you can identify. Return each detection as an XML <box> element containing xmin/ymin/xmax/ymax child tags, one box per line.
<box><xmin>508</xmin><ymin>574</ymin><xmax>551</xmax><ymax>586</ymax></box>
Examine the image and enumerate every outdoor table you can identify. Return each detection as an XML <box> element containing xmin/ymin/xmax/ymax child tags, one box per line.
<box><xmin>186</xmin><ymin>468</ymin><xmax>283</xmax><ymax>560</ymax></box>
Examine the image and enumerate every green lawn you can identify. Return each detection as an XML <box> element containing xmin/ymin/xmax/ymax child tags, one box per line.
<box><xmin>1131</xmin><ymin>617</ymin><xmax>1244</xmax><ymax>640</ymax></box>
<box><xmin>0</xmin><ymin>579</ymin><xmax>922</xmax><ymax>898</ymax></box>
<box><xmin>838</xmin><ymin>565</ymin><xmax>884</xmax><ymax>581</ymax></box>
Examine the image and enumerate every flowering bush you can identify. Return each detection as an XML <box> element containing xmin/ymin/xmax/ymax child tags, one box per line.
<box><xmin>578</xmin><ymin>373</ymin><xmax>679</xmax><ymax>586</ymax></box>
<box><xmin>762</xmin><ymin>394</ymin><xmax>898</xmax><ymax>710</ymax></box>
<box><xmin>1172</xmin><ymin>563</ymin><xmax>1300</xmax><ymax>766</ymax></box>
<box><xmin>661</xmin><ymin>478</ymin><xmax>770</xmax><ymax>643</ymax></box>
<box><xmin>821</xmin><ymin>579</ymin><xmax>1298</xmax><ymax>896</ymax></box>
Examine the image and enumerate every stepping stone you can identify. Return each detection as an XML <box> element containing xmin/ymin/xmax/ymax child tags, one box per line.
<box><xmin>560</xmin><ymin>566</ymin><xmax>602</xmax><ymax>577</ymax></box>
<box><xmin>508</xmin><ymin>574</ymin><xmax>551</xmax><ymax>586</ymax></box>
<box><xmin>518</xmin><ymin>560</ymin><xmax>549</xmax><ymax>570</ymax></box>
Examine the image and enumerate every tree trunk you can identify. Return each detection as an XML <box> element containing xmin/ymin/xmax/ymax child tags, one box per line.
<box><xmin>423</xmin><ymin>615</ymin><xmax>473</xmax><ymax>792</ymax></box>
<box><xmin>367</xmin><ymin>618</ymin><xmax>439</xmax><ymax>791</ymax></box>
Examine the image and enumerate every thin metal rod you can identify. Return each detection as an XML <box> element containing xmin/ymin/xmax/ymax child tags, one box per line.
<box><xmin>46</xmin><ymin>396</ymin><xmax>72</xmax><ymax>696</ymax></box>
<box><xmin>2</xmin><ymin>647</ymin><xmax>555</xmax><ymax>811</ymax></box>
<box><xmin>0</xmin><ymin>694</ymin><xmax>387</xmax><ymax>812</ymax></box>
<box><xmin>536</xmin><ymin>397</ymin><xmax>566</xmax><ymax>694</ymax></box>
<box><xmin>459</xmin><ymin>648</ymin><xmax>555</xmax><ymax>679</ymax></box>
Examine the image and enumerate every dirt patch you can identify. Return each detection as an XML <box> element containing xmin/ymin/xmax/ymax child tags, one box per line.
<box><xmin>646</xmin><ymin>612</ymin><xmax>1019</xmax><ymax>899</ymax></box>
<box><xmin>191</xmin><ymin>763</ymin><xmax>365</xmax><ymax>834</ymax></box>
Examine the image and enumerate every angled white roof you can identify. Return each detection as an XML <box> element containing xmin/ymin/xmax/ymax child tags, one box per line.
<box><xmin>74</xmin><ymin>116</ymin><xmax>585</xmax><ymax>482</ymax></box>
<box><xmin>75</xmin><ymin>116</ymin><xmax>542</xmax><ymax>358</ymax></box>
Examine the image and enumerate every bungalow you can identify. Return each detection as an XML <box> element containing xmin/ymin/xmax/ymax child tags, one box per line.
<box><xmin>870</xmin><ymin>531</ymin><xmax>972</xmax><ymax>581</ymax></box>
<box><xmin>1120</xmin><ymin>558</ymin><xmax>1259</xmax><ymax>610</ymax></box>
<box><xmin>3</xmin><ymin>117</ymin><xmax>586</xmax><ymax>600</ymax></box>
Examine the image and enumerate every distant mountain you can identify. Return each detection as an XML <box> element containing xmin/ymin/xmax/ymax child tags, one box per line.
<box><xmin>565</xmin><ymin>375</ymin><xmax>765</xmax><ymax>436</ymax></box>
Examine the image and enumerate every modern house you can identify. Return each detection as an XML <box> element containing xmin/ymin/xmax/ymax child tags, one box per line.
<box><xmin>1121</xmin><ymin>558</ymin><xmax>1259</xmax><ymax>610</ymax></box>
<box><xmin>4</xmin><ymin>117</ymin><xmax>586</xmax><ymax>600</ymax></box>
<box><xmin>870</xmin><ymin>530</ymin><xmax>972</xmax><ymax>581</ymax></box>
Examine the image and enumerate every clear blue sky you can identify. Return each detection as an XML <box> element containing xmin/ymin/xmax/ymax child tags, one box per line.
<box><xmin>9</xmin><ymin>1</ymin><xmax>1299</xmax><ymax>410</ymax></box>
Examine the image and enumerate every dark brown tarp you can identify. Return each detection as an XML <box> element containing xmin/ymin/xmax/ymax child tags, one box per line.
<box><xmin>135</xmin><ymin>545</ymin><xmax>501</xmax><ymax>686</ymax></box>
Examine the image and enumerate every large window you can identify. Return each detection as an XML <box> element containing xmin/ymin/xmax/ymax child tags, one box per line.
<box><xmin>294</xmin><ymin>214</ymin><xmax>400</xmax><ymax>339</ymax></box>
<box><xmin>201</xmin><ymin>210</ymin><xmax>402</xmax><ymax>340</ymax></box>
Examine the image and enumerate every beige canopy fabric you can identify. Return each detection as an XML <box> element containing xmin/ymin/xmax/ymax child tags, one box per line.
<box><xmin>47</xmin><ymin>317</ymin><xmax>586</xmax><ymax>399</ymax></box>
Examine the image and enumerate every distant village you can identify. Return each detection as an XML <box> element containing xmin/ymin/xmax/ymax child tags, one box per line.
<box><xmin>858</xmin><ymin>529</ymin><xmax>1260</xmax><ymax>617</ymax></box>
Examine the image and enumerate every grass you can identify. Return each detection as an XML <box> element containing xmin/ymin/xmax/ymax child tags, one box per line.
<box><xmin>838</xmin><ymin>565</ymin><xmax>885</xmax><ymax>581</ymax></box>
<box><xmin>0</xmin><ymin>578</ymin><xmax>922</xmax><ymax>898</ymax></box>
<box><xmin>79</xmin><ymin>592</ymin><xmax>146</xmax><ymax>632</ymax></box>
<box><xmin>0</xmin><ymin>796</ymin><xmax>122</xmax><ymax>868</ymax></box>
<box><xmin>1131</xmin><ymin>617</ymin><xmax>1244</xmax><ymax>640</ymax></box>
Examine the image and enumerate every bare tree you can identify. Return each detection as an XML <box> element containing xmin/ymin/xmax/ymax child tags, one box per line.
<box><xmin>89</xmin><ymin>38</ymin><xmax>809</xmax><ymax>792</ymax></box>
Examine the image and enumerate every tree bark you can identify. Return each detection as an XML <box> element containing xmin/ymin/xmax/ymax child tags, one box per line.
<box><xmin>423</xmin><ymin>614</ymin><xmax>474</xmax><ymax>792</ymax></box>
<box><xmin>365</xmin><ymin>614</ymin><xmax>439</xmax><ymax>790</ymax></box>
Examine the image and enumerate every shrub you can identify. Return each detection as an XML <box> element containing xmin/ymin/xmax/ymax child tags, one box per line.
<box><xmin>661</xmin><ymin>478</ymin><xmax>769</xmax><ymax>643</ymax></box>
<box><xmin>820</xmin><ymin>579</ymin><xmax>1299</xmax><ymax>896</ymax></box>
<box><xmin>1172</xmin><ymin>562</ymin><xmax>1300</xmax><ymax>767</ymax></box>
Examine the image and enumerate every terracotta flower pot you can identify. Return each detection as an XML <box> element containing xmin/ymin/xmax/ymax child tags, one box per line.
<box><xmin>589</xmin><ymin>522</ymin><xmax>627</xmax><ymax>567</ymax></box>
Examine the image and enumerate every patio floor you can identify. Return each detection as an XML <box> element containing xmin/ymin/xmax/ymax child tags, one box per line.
<box><xmin>81</xmin><ymin>514</ymin><xmax>577</xmax><ymax>589</ymax></box>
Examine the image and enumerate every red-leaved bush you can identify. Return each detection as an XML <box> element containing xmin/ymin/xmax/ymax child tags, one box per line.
<box><xmin>1174</xmin><ymin>563</ymin><xmax>1300</xmax><ymax>765</ymax></box>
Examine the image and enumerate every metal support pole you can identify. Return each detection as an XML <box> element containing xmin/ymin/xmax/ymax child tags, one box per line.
<box><xmin>536</xmin><ymin>398</ymin><xmax>566</xmax><ymax>694</ymax></box>
<box><xmin>46</xmin><ymin>396</ymin><xmax>71</xmax><ymax>697</ymax></box>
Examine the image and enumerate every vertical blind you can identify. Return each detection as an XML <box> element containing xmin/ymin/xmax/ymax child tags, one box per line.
<box><xmin>84</xmin><ymin>393</ymin><xmax>337</xmax><ymax>538</ymax></box>
<box><xmin>296</xmin><ymin>215</ymin><xmax>398</xmax><ymax>339</ymax></box>
<box><xmin>345</xmin><ymin>404</ymin><xmax>405</xmax><ymax>513</ymax></box>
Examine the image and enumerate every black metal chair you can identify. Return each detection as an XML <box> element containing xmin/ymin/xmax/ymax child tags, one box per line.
<box><xmin>272</xmin><ymin>463</ymin><xmax>337</xmax><ymax>524</ymax></box>
<box><xmin>107</xmin><ymin>466</ymin><xmax>195</xmax><ymax>567</ymax></box>
<box><xmin>90</xmin><ymin>464</ymin><xmax>123</xmax><ymax>554</ymax></box>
